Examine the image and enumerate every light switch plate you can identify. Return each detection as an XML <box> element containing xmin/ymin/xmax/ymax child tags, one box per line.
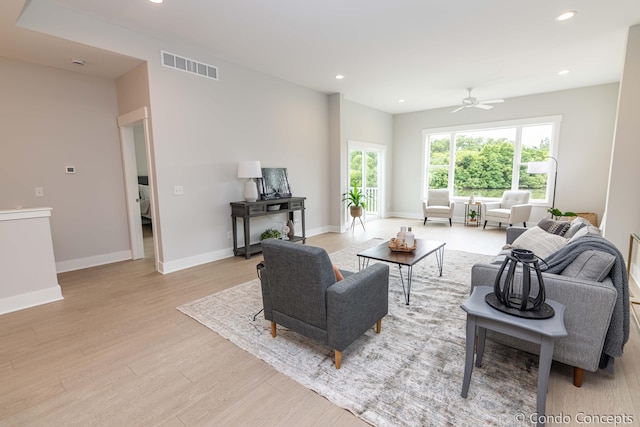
<box><xmin>35</xmin><ymin>187</ymin><xmax>44</xmax><ymax>197</ymax></box>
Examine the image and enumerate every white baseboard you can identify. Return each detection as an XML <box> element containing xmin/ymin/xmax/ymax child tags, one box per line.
<box><xmin>158</xmin><ymin>227</ymin><xmax>334</xmax><ymax>274</ymax></box>
<box><xmin>0</xmin><ymin>286</ymin><xmax>63</xmax><ymax>315</ymax></box>
<box><xmin>159</xmin><ymin>248</ymin><xmax>231</xmax><ymax>274</ymax></box>
<box><xmin>56</xmin><ymin>250</ymin><xmax>132</xmax><ymax>273</ymax></box>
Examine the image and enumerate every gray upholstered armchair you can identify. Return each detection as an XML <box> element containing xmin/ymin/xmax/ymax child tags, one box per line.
<box><xmin>482</xmin><ymin>190</ymin><xmax>532</xmax><ymax>229</ymax></box>
<box><xmin>259</xmin><ymin>239</ymin><xmax>389</xmax><ymax>369</ymax></box>
<box><xmin>422</xmin><ymin>189</ymin><xmax>455</xmax><ymax>226</ymax></box>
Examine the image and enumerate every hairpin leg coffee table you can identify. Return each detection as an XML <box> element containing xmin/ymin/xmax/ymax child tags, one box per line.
<box><xmin>357</xmin><ymin>239</ymin><xmax>445</xmax><ymax>305</ymax></box>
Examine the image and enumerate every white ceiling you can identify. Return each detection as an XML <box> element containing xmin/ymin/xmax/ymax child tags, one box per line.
<box><xmin>2</xmin><ymin>0</ymin><xmax>640</xmax><ymax>114</ymax></box>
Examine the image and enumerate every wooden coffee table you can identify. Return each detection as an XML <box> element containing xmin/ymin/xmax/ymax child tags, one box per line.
<box><xmin>357</xmin><ymin>239</ymin><xmax>446</xmax><ymax>305</ymax></box>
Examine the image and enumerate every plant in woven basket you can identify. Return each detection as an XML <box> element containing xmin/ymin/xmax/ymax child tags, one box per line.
<box><xmin>342</xmin><ymin>188</ymin><xmax>368</xmax><ymax>219</ymax></box>
<box><xmin>468</xmin><ymin>210</ymin><xmax>478</xmax><ymax>221</ymax></box>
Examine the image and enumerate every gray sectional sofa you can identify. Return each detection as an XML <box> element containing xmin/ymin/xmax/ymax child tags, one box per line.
<box><xmin>471</xmin><ymin>218</ymin><xmax>629</xmax><ymax>387</ymax></box>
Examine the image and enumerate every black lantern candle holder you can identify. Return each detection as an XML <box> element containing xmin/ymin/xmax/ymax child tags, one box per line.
<box><xmin>485</xmin><ymin>248</ymin><xmax>555</xmax><ymax>319</ymax></box>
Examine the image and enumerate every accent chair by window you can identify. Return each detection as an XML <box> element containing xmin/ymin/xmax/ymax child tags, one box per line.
<box><xmin>482</xmin><ymin>190</ymin><xmax>532</xmax><ymax>229</ymax></box>
<box><xmin>422</xmin><ymin>189</ymin><xmax>455</xmax><ymax>226</ymax></box>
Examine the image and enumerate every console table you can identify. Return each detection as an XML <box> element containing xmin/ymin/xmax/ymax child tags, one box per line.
<box><xmin>230</xmin><ymin>197</ymin><xmax>306</xmax><ymax>259</ymax></box>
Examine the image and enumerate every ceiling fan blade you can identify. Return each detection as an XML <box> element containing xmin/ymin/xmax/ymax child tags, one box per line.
<box><xmin>451</xmin><ymin>106</ymin><xmax>465</xmax><ymax>113</ymax></box>
<box><xmin>481</xmin><ymin>99</ymin><xmax>504</xmax><ymax>104</ymax></box>
<box><xmin>475</xmin><ymin>104</ymin><xmax>493</xmax><ymax>110</ymax></box>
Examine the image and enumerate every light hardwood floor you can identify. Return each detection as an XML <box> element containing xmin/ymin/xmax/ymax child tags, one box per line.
<box><xmin>1</xmin><ymin>218</ymin><xmax>638</xmax><ymax>426</ymax></box>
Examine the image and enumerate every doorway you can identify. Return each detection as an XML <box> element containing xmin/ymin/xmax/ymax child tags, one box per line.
<box><xmin>347</xmin><ymin>141</ymin><xmax>386</xmax><ymax>224</ymax></box>
<box><xmin>117</xmin><ymin>107</ymin><xmax>159</xmax><ymax>270</ymax></box>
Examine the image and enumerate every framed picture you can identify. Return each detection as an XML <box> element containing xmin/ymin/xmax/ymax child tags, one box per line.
<box><xmin>259</xmin><ymin>168</ymin><xmax>292</xmax><ymax>199</ymax></box>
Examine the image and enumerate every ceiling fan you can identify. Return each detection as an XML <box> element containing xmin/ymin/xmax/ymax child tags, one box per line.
<box><xmin>451</xmin><ymin>88</ymin><xmax>504</xmax><ymax>113</ymax></box>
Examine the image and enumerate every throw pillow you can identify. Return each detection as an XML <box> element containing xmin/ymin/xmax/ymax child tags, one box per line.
<box><xmin>560</xmin><ymin>250</ymin><xmax>616</xmax><ymax>282</ymax></box>
<box><xmin>332</xmin><ymin>264</ymin><xmax>344</xmax><ymax>281</ymax></box>
<box><xmin>537</xmin><ymin>218</ymin><xmax>571</xmax><ymax>236</ymax></box>
<box><xmin>511</xmin><ymin>226</ymin><xmax>568</xmax><ymax>259</ymax></box>
<box><xmin>563</xmin><ymin>217</ymin><xmax>590</xmax><ymax>239</ymax></box>
<box><xmin>567</xmin><ymin>224</ymin><xmax>602</xmax><ymax>244</ymax></box>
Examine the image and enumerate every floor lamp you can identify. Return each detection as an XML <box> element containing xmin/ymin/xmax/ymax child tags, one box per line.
<box><xmin>527</xmin><ymin>156</ymin><xmax>558</xmax><ymax>209</ymax></box>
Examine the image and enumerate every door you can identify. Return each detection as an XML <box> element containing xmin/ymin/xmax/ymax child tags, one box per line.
<box><xmin>117</xmin><ymin>107</ymin><xmax>158</xmax><ymax>266</ymax></box>
<box><xmin>347</xmin><ymin>141</ymin><xmax>385</xmax><ymax>222</ymax></box>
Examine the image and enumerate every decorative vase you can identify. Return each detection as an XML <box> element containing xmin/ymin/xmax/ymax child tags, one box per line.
<box><xmin>469</xmin><ymin>193</ymin><xmax>475</xmax><ymax>203</ymax></box>
<box><xmin>485</xmin><ymin>248</ymin><xmax>554</xmax><ymax>319</ymax></box>
<box><xmin>287</xmin><ymin>219</ymin><xmax>294</xmax><ymax>240</ymax></box>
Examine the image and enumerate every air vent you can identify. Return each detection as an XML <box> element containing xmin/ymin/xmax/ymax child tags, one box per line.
<box><xmin>161</xmin><ymin>50</ymin><xmax>218</xmax><ymax>80</ymax></box>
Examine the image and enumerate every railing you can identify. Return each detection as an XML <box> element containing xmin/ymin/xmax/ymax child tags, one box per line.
<box><xmin>364</xmin><ymin>187</ymin><xmax>379</xmax><ymax>215</ymax></box>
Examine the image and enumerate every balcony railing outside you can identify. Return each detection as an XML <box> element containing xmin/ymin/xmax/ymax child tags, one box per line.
<box><xmin>349</xmin><ymin>187</ymin><xmax>379</xmax><ymax>216</ymax></box>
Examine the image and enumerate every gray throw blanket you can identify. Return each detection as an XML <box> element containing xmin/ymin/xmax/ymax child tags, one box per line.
<box><xmin>541</xmin><ymin>235</ymin><xmax>629</xmax><ymax>372</ymax></box>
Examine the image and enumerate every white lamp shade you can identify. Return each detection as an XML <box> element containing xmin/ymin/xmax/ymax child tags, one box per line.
<box><xmin>527</xmin><ymin>161</ymin><xmax>550</xmax><ymax>174</ymax></box>
<box><xmin>238</xmin><ymin>161</ymin><xmax>262</xmax><ymax>178</ymax></box>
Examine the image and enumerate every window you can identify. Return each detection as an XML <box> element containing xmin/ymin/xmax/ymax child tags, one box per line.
<box><xmin>426</xmin><ymin>133</ymin><xmax>451</xmax><ymax>189</ymax></box>
<box><xmin>423</xmin><ymin>116</ymin><xmax>561</xmax><ymax>202</ymax></box>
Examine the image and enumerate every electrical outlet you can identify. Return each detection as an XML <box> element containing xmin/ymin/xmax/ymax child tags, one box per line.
<box><xmin>174</xmin><ymin>185</ymin><xmax>184</xmax><ymax>195</ymax></box>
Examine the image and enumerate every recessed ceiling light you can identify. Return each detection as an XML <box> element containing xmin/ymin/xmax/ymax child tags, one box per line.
<box><xmin>556</xmin><ymin>11</ymin><xmax>576</xmax><ymax>21</ymax></box>
<box><xmin>398</xmin><ymin>99</ymin><xmax>405</xmax><ymax>103</ymax></box>
<box><xmin>71</xmin><ymin>58</ymin><xmax>85</xmax><ymax>66</ymax></box>
<box><xmin>558</xmin><ymin>70</ymin><xmax>570</xmax><ymax>75</ymax></box>
<box><xmin>335</xmin><ymin>74</ymin><xmax>344</xmax><ymax>80</ymax></box>
<box><xmin>149</xmin><ymin>0</ymin><xmax>163</xmax><ymax>3</ymax></box>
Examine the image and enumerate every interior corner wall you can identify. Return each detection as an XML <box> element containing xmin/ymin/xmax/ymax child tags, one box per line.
<box><xmin>603</xmin><ymin>24</ymin><xmax>640</xmax><ymax>255</ymax></box>
<box><xmin>0</xmin><ymin>57</ymin><xmax>130</xmax><ymax>268</ymax></box>
<box><xmin>342</xmin><ymin>100</ymin><xmax>394</xmax><ymax>223</ymax></box>
<box><xmin>115</xmin><ymin>62</ymin><xmax>164</xmax><ymax>262</ymax></box>
<box><xmin>391</xmin><ymin>84</ymin><xmax>619</xmax><ymax>222</ymax></box>
<box><xmin>328</xmin><ymin>93</ymin><xmax>344</xmax><ymax>230</ymax></box>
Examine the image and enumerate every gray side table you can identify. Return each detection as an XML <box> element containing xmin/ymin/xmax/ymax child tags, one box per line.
<box><xmin>460</xmin><ymin>286</ymin><xmax>567</xmax><ymax>427</ymax></box>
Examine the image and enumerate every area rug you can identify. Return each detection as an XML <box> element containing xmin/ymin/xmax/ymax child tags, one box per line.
<box><xmin>178</xmin><ymin>240</ymin><xmax>538</xmax><ymax>426</ymax></box>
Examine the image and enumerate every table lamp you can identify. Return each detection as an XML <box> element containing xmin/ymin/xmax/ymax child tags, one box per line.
<box><xmin>238</xmin><ymin>161</ymin><xmax>262</xmax><ymax>202</ymax></box>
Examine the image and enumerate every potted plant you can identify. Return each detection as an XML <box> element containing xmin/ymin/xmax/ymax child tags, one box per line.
<box><xmin>468</xmin><ymin>210</ymin><xmax>478</xmax><ymax>222</ymax></box>
<box><xmin>260</xmin><ymin>228</ymin><xmax>281</xmax><ymax>240</ymax></box>
<box><xmin>342</xmin><ymin>188</ymin><xmax>368</xmax><ymax>219</ymax></box>
<box><xmin>547</xmin><ymin>208</ymin><xmax>577</xmax><ymax>221</ymax></box>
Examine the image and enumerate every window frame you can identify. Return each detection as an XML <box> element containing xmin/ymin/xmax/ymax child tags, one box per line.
<box><xmin>421</xmin><ymin>115</ymin><xmax>562</xmax><ymax>204</ymax></box>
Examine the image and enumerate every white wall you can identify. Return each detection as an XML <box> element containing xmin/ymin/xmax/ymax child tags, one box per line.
<box><xmin>0</xmin><ymin>58</ymin><xmax>131</xmax><ymax>269</ymax></box>
<box><xmin>147</xmin><ymin>56</ymin><xmax>329</xmax><ymax>270</ymax></box>
<box><xmin>604</xmin><ymin>24</ymin><xmax>640</xmax><ymax>255</ymax></box>
<box><xmin>392</xmin><ymin>84</ymin><xmax>619</xmax><ymax>225</ymax></box>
